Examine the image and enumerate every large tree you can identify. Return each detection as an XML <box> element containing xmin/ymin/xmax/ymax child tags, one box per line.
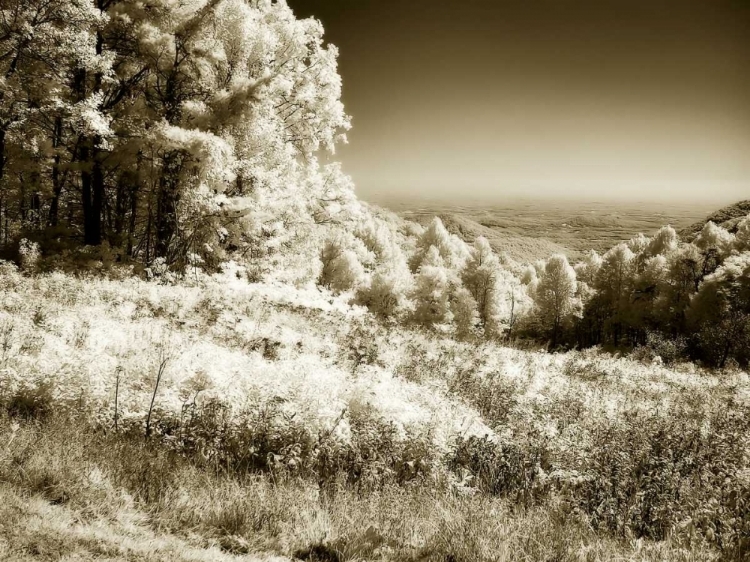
<box><xmin>533</xmin><ymin>254</ymin><xmax>578</xmax><ymax>347</ymax></box>
<box><xmin>0</xmin><ymin>0</ymin><xmax>353</xmax><ymax>272</ymax></box>
<box><xmin>688</xmin><ymin>252</ymin><xmax>750</xmax><ymax>367</ymax></box>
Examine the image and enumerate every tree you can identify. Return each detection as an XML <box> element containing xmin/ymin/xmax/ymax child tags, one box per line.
<box><xmin>694</xmin><ymin>222</ymin><xmax>735</xmax><ymax>275</ymax></box>
<box><xmin>318</xmin><ymin>235</ymin><xmax>365</xmax><ymax>293</ymax></box>
<box><xmin>660</xmin><ymin>243</ymin><xmax>703</xmax><ymax>335</ymax></box>
<box><xmin>458</xmin><ymin>237</ymin><xmax>531</xmax><ymax>339</ymax></box>
<box><xmin>627</xmin><ymin>233</ymin><xmax>650</xmax><ymax>255</ymax></box>
<box><xmin>450</xmin><ymin>286</ymin><xmax>479</xmax><ymax>339</ymax></box>
<box><xmin>533</xmin><ymin>254</ymin><xmax>578</xmax><ymax>347</ymax></box>
<box><xmin>355</xmin><ymin>217</ymin><xmax>399</xmax><ymax>266</ymax></box>
<box><xmin>520</xmin><ymin>264</ymin><xmax>537</xmax><ymax>286</ymax></box>
<box><xmin>411</xmin><ymin>246</ymin><xmax>454</xmax><ymax>327</ymax></box>
<box><xmin>629</xmin><ymin>254</ymin><xmax>669</xmax><ymax>342</ymax></box>
<box><xmin>734</xmin><ymin>215</ymin><xmax>750</xmax><ymax>253</ymax></box>
<box><xmin>645</xmin><ymin>225</ymin><xmax>679</xmax><ymax>257</ymax></box>
<box><xmin>355</xmin><ymin>260</ymin><xmax>414</xmax><ymax>319</ymax></box>
<box><xmin>461</xmin><ymin>237</ymin><xmax>499</xmax><ymax>331</ymax></box>
<box><xmin>593</xmin><ymin>243</ymin><xmax>635</xmax><ymax>346</ymax></box>
<box><xmin>574</xmin><ymin>250</ymin><xmax>602</xmax><ymax>286</ymax></box>
<box><xmin>409</xmin><ymin>216</ymin><xmax>467</xmax><ymax>272</ymax></box>
<box><xmin>494</xmin><ymin>269</ymin><xmax>532</xmax><ymax>340</ymax></box>
<box><xmin>0</xmin><ymin>0</ymin><xmax>105</xmax><ymax>245</ymax></box>
<box><xmin>0</xmin><ymin>0</ymin><xmax>354</xmax><ymax>275</ymax></box>
<box><xmin>688</xmin><ymin>252</ymin><xmax>750</xmax><ymax>367</ymax></box>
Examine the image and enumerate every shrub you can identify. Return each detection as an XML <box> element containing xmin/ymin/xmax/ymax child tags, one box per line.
<box><xmin>631</xmin><ymin>330</ymin><xmax>689</xmax><ymax>365</ymax></box>
<box><xmin>18</xmin><ymin>239</ymin><xmax>41</xmax><ymax>273</ymax></box>
<box><xmin>449</xmin><ymin>436</ymin><xmax>548</xmax><ymax>504</ymax></box>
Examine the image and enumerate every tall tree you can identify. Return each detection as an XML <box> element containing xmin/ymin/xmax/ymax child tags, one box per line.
<box><xmin>0</xmin><ymin>0</ymin><xmax>104</xmax><ymax>243</ymax></box>
<box><xmin>533</xmin><ymin>254</ymin><xmax>578</xmax><ymax>347</ymax></box>
<box><xmin>688</xmin><ymin>252</ymin><xmax>750</xmax><ymax>367</ymax></box>
<box><xmin>594</xmin><ymin>243</ymin><xmax>635</xmax><ymax>346</ymax></box>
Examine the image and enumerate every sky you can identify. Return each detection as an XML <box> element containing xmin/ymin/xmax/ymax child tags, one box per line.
<box><xmin>287</xmin><ymin>0</ymin><xmax>750</xmax><ymax>204</ymax></box>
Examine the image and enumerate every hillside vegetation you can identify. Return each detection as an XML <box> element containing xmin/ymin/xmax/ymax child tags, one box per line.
<box><xmin>1</xmin><ymin>264</ymin><xmax>749</xmax><ymax>561</ymax></box>
<box><xmin>407</xmin><ymin>212</ymin><xmax>573</xmax><ymax>263</ymax></box>
<box><xmin>681</xmin><ymin>200</ymin><xmax>750</xmax><ymax>239</ymax></box>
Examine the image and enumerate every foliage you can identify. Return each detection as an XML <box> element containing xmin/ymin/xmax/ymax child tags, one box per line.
<box><xmin>0</xmin><ymin>0</ymin><xmax>353</xmax><ymax>274</ymax></box>
<box><xmin>0</xmin><ymin>266</ymin><xmax>749</xmax><ymax>559</ymax></box>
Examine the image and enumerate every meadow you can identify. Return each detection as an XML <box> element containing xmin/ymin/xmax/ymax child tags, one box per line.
<box><xmin>1</xmin><ymin>262</ymin><xmax>748</xmax><ymax>561</ymax></box>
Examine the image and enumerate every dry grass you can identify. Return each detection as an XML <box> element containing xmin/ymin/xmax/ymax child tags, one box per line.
<box><xmin>0</xmin><ymin>416</ymin><xmax>724</xmax><ymax>562</ymax></box>
<box><xmin>0</xmin><ymin>267</ymin><xmax>748</xmax><ymax>561</ymax></box>
<box><xmin>0</xmin><ymin>483</ymin><xmax>284</xmax><ymax>562</ymax></box>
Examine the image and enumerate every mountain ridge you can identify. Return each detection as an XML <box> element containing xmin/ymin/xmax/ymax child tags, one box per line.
<box><xmin>680</xmin><ymin>200</ymin><xmax>750</xmax><ymax>239</ymax></box>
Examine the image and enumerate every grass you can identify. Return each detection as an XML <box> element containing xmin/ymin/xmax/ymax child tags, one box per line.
<box><xmin>0</xmin><ymin>265</ymin><xmax>749</xmax><ymax>560</ymax></box>
<box><xmin>0</xmin><ymin>415</ymin><xmax>723</xmax><ymax>562</ymax></box>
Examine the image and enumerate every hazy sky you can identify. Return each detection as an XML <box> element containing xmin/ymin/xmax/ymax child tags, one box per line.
<box><xmin>287</xmin><ymin>0</ymin><xmax>750</xmax><ymax>204</ymax></box>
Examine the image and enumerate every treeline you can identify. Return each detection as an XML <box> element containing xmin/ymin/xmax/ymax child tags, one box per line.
<box><xmin>318</xmin><ymin>215</ymin><xmax>750</xmax><ymax>368</ymax></box>
<box><xmin>0</xmin><ymin>0</ymin><xmax>354</xmax><ymax>269</ymax></box>
<box><xmin>530</xmin><ymin>220</ymin><xmax>750</xmax><ymax>367</ymax></box>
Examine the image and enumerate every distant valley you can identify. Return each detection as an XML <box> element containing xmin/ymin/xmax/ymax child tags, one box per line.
<box><xmin>376</xmin><ymin>197</ymin><xmax>723</xmax><ymax>262</ymax></box>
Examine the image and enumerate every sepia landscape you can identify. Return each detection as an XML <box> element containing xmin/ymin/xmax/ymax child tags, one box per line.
<box><xmin>0</xmin><ymin>1</ymin><xmax>749</xmax><ymax>561</ymax></box>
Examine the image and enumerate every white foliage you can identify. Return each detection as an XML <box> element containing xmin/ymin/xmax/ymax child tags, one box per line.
<box><xmin>734</xmin><ymin>215</ymin><xmax>750</xmax><ymax>252</ymax></box>
<box><xmin>533</xmin><ymin>254</ymin><xmax>579</xmax><ymax>342</ymax></box>
<box><xmin>410</xmin><ymin>217</ymin><xmax>468</xmax><ymax>272</ymax></box>
<box><xmin>646</xmin><ymin>225</ymin><xmax>679</xmax><ymax>257</ymax></box>
<box><xmin>694</xmin><ymin>221</ymin><xmax>736</xmax><ymax>257</ymax></box>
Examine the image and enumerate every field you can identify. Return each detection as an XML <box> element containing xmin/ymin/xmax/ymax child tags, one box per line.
<box><xmin>1</xmin><ymin>263</ymin><xmax>748</xmax><ymax>561</ymax></box>
<box><xmin>379</xmin><ymin>197</ymin><xmax>717</xmax><ymax>261</ymax></box>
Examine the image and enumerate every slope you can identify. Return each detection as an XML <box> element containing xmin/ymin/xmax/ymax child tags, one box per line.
<box><xmin>0</xmin><ymin>264</ymin><xmax>748</xmax><ymax>561</ymax></box>
<box><xmin>406</xmin><ymin>212</ymin><xmax>572</xmax><ymax>263</ymax></box>
<box><xmin>680</xmin><ymin>200</ymin><xmax>750</xmax><ymax>239</ymax></box>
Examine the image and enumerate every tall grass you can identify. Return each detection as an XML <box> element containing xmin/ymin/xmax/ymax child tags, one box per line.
<box><xmin>0</xmin><ymin>414</ymin><xmax>727</xmax><ymax>561</ymax></box>
<box><xmin>0</xmin><ymin>266</ymin><xmax>748</xmax><ymax>560</ymax></box>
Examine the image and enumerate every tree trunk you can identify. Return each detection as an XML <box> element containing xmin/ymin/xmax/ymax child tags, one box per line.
<box><xmin>75</xmin><ymin>26</ymin><xmax>106</xmax><ymax>247</ymax></box>
<box><xmin>48</xmin><ymin>117</ymin><xmax>64</xmax><ymax>227</ymax></box>
<box><xmin>126</xmin><ymin>156</ymin><xmax>141</xmax><ymax>257</ymax></box>
<box><xmin>0</xmin><ymin>128</ymin><xmax>6</xmax><ymax>191</ymax></box>
<box><xmin>114</xmin><ymin>175</ymin><xmax>126</xmax><ymax>240</ymax></box>
<box><xmin>551</xmin><ymin>317</ymin><xmax>559</xmax><ymax>348</ymax></box>
<box><xmin>90</xmin><ymin>146</ymin><xmax>103</xmax><ymax>244</ymax></box>
<box><xmin>719</xmin><ymin>338</ymin><xmax>731</xmax><ymax>369</ymax></box>
<box><xmin>80</xmin><ymin>139</ymin><xmax>94</xmax><ymax>244</ymax></box>
<box><xmin>89</xmin><ymin>27</ymin><xmax>105</xmax><ymax>246</ymax></box>
<box><xmin>0</xmin><ymin>129</ymin><xmax>6</xmax><ymax>249</ymax></box>
<box><xmin>155</xmin><ymin>151</ymin><xmax>182</xmax><ymax>260</ymax></box>
<box><xmin>145</xmin><ymin>195</ymin><xmax>152</xmax><ymax>263</ymax></box>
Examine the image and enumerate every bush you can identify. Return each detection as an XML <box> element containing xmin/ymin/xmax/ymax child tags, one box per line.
<box><xmin>3</xmin><ymin>380</ymin><xmax>55</xmax><ymax>420</ymax></box>
<box><xmin>631</xmin><ymin>330</ymin><xmax>689</xmax><ymax>365</ymax></box>
<box><xmin>449</xmin><ymin>436</ymin><xmax>548</xmax><ymax>503</ymax></box>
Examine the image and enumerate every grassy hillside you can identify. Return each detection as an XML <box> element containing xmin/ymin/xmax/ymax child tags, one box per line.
<box><xmin>1</xmin><ymin>263</ymin><xmax>749</xmax><ymax>561</ymax></box>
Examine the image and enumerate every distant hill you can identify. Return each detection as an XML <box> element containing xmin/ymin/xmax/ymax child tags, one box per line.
<box><xmin>680</xmin><ymin>200</ymin><xmax>750</xmax><ymax>239</ymax></box>
<box><xmin>406</xmin><ymin>212</ymin><xmax>573</xmax><ymax>263</ymax></box>
<box><xmin>390</xmin><ymin>199</ymin><xmax>712</xmax><ymax>264</ymax></box>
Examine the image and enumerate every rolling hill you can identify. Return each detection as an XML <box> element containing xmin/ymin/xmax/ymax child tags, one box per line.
<box><xmin>679</xmin><ymin>200</ymin><xmax>750</xmax><ymax>239</ymax></box>
<box><xmin>389</xmin><ymin>198</ymin><xmax>714</xmax><ymax>264</ymax></box>
<box><xmin>406</xmin><ymin>212</ymin><xmax>572</xmax><ymax>263</ymax></box>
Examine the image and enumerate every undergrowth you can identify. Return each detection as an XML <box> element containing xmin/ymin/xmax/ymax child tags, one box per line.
<box><xmin>0</xmin><ymin>266</ymin><xmax>748</xmax><ymax>560</ymax></box>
